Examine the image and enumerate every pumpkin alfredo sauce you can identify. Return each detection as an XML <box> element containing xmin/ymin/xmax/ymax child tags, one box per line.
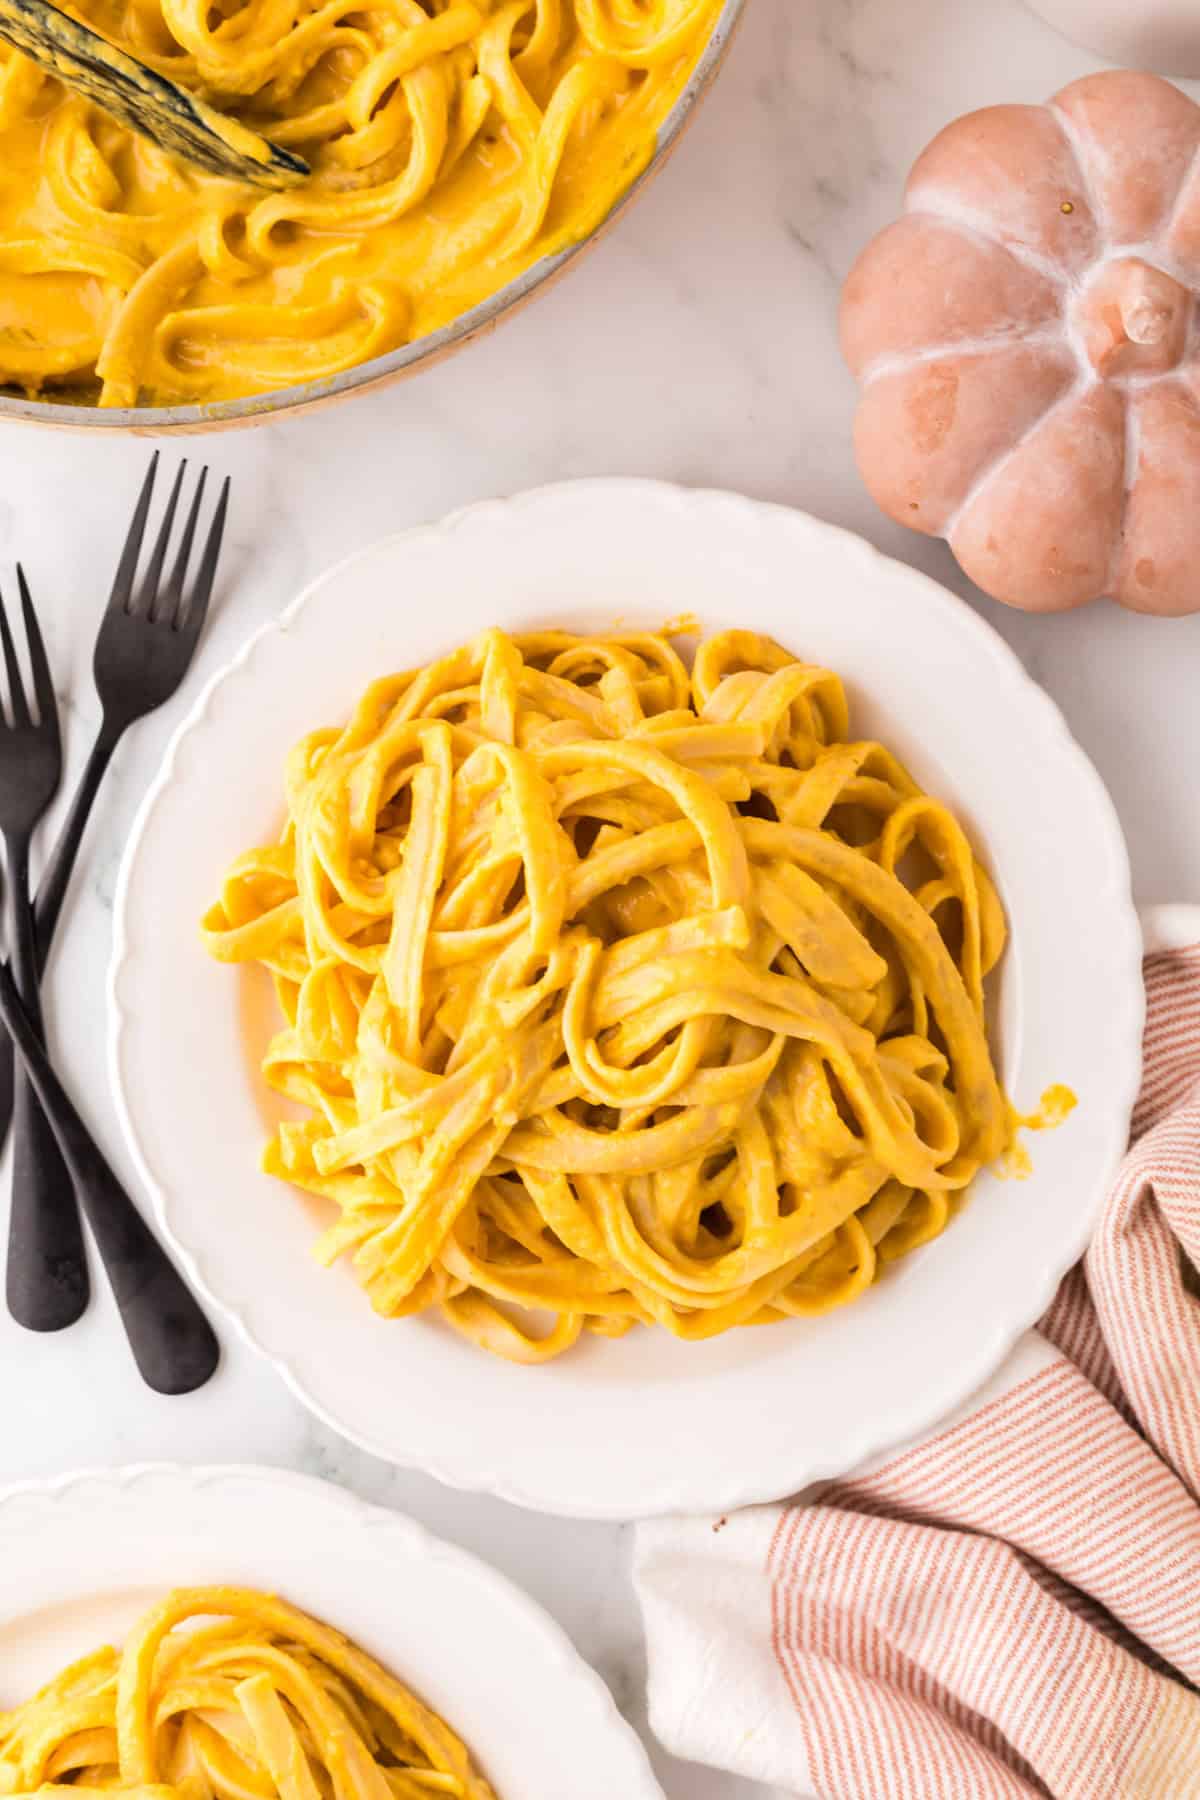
<box><xmin>203</xmin><ymin>627</ymin><xmax>1016</xmax><ymax>1366</ymax></box>
<box><xmin>0</xmin><ymin>0</ymin><xmax>722</xmax><ymax>408</ymax></box>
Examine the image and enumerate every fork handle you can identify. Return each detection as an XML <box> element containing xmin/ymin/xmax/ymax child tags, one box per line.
<box><xmin>5</xmin><ymin>835</ymin><xmax>89</xmax><ymax>1332</ymax></box>
<box><xmin>0</xmin><ymin>729</ymin><xmax>118</xmax><ymax>1158</ymax></box>
<box><xmin>8</xmin><ymin>1069</ymin><xmax>90</xmax><ymax>1330</ymax></box>
<box><xmin>34</xmin><ymin>729</ymin><xmax>117</xmax><ymax>962</ymax></box>
<box><xmin>0</xmin><ymin>958</ymin><xmax>219</xmax><ymax>1394</ymax></box>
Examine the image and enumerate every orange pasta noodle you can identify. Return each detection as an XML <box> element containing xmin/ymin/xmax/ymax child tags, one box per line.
<box><xmin>203</xmin><ymin>626</ymin><xmax>1012</xmax><ymax>1364</ymax></box>
<box><xmin>0</xmin><ymin>0</ymin><xmax>722</xmax><ymax>406</ymax></box>
<box><xmin>0</xmin><ymin>1587</ymin><xmax>496</xmax><ymax>1797</ymax></box>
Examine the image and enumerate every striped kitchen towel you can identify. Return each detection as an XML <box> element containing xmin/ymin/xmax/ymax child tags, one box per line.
<box><xmin>634</xmin><ymin>906</ymin><xmax>1200</xmax><ymax>1800</ymax></box>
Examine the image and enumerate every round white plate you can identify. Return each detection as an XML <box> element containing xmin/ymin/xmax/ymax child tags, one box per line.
<box><xmin>110</xmin><ymin>481</ymin><xmax>1143</xmax><ymax>1520</ymax></box>
<box><xmin>0</xmin><ymin>1463</ymin><xmax>662</xmax><ymax>1800</ymax></box>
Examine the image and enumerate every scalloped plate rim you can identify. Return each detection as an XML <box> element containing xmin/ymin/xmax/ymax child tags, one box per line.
<box><xmin>0</xmin><ymin>1460</ymin><xmax>664</xmax><ymax>1799</ymax></box>
<box><xmin>108</xmin><ymin>479</ymin><xmax>1144</xmax><ymax>1520</ymax></box>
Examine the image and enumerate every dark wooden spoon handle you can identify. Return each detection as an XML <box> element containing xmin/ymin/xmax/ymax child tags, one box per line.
<box><xmin>0</xmin><ymin>0</ymin><xmax>309</xmax><ymax>188</ymax></box>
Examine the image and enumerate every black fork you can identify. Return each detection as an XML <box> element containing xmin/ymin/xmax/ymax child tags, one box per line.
<box><xmin>0</xmin><ymin>959</ymin><xmax>220</xmax><ymax>1393</ymax></box>
<box><xmin>0</xmin><ymin>456</ymin><xmax>227</xmax><ymax>1119</ymax></box>
<box><xmin>1</xmin><ymin>458</ymin><xmax>228</xmax><ymax>1330</ymax></box>
<box><xmin>0</xmin><ymin>572</ymin><xmax>88</xmax><ymax>1330</ymax></box>
<box><xmin>35</xmin><ymin>455</ymin><xmax>230</xmax><ymax>956</ymax></box>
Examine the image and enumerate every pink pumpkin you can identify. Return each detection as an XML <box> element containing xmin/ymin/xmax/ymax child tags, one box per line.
<box><xmin>841</xmin><ymin>71</ymin><xmax>1200</xmax><ymax>614</ymax></box>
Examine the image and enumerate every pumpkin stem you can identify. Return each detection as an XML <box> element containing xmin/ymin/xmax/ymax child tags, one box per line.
<box><xmin>1076</xmin><ymin>257</ymin><xmax>1192</xmax><ymax>377</ymax></box>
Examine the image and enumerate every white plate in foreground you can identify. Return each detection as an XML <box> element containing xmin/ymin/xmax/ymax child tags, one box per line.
<box><xmin>0</xmin><ymin>1464</ymin><xmax>661</xmax><ymax>1800</ymax></box>
<box><xmin>110</xmin><ymin>481</ymin><xmax>1143</xmax><ymax>1519</ymax></box>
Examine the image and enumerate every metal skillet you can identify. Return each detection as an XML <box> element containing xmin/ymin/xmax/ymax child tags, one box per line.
<box><xmin>0</xmin><ymin>0</ymin><xmax>746</xmax><ymax>429</ymax></box>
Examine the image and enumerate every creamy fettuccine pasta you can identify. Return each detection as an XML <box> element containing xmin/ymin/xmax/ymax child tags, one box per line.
<box><xmin>0</xmin><ymin>0</ymin><xmax>722</xmax><ymax>406</ymax></box>
<box><xmin>0</xmin><ymin>1587</ymin><xmax>496</xmax><ymax>1797</ymax></box>
<box><xmin>203</xmin><ymin>626</ymin><xmax>1012</xmax><ymax>1365</ymax></box>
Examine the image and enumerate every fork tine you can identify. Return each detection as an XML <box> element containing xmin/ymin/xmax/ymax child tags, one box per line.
<box><xmin>139</xmin><ymin>460</ymin><xmax>187</xmax><ymax>623</ymax></box>
<box><xmin>0</xmin><ymin>585</ymin><xmax>30</xmax><ymax>729</ymax></box>
<box><xmin>178</xmin><ymin>475</ymin><xmax>229</xmax><ymax>640</ymax></box>
<box><xmin>166</xmin><ymin>466</ymin><xmax>208</xmax><ymax>627</ymax></box>
<box><xmin>16</xmin><ymin>566</ymin><xmax>55</xmax><ymax>730</ymax></box>
<box><xmin>108</xmin><ymin>452</ymin><xmax>159</xmax><ymax>618</ymax></box>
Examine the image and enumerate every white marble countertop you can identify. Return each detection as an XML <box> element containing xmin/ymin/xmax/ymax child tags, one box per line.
<box><xmin>0</xmin><ymin>2</ymin><xmax>1196</xmax><ymax>1796</ymax></box>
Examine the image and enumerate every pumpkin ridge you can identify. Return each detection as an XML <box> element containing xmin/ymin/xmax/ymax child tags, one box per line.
<box><xmin>900</xmin><ymin>208</ymin><xmax>1071</xmax><ymax>291</ymax></box>
<box><xmin>942</xmin><ymin>373</ymin><xmax>1090</xmax><ymax>544</ymax></box>
<box><xmin>951</xmin><ymin>380</ymin><xmax>1126</xmax><ymax>610</ymax></box>
<box><xmin>1053</xmin><ymin>72</ymin><xmax>1200</xmax><ymax>249</ymax></box>
<box><xmin>1152</xmin><ymin>133</ymin><xmax>1200</xmax><ymax>254</ymax></box>
<box><xmin>1083</xmin><ymin>243</ymin><xmax>1199</xmax><ymax>286</ymax></box>
<box><xmin>905</xmin><ymin>101</ymin><xmax>1100</xmax><ymax>275</ymax></box>
<box><xmin>900</xmin><ymin>195</ymin><xmax>1066</xmax><ymax>287</ymax></box>
<box><xmin>1107</xmin><ymin>389</ymin><xmax>1139</xmax><ymax>600</ymax></box>
<box><xmin>840</xmin><ymin>214</ymin><xmax>1065</xmax><ymax>380</ymax></box>
<box><xmin>1163</xmin><ymin>151</ymin><xmax>1200</xmax><ymax>285</ymax></box>
<box><xmin>1047</xmin><ymin>101</ymin><xmax>1114</xmax><ymax>262</ymax></box>
<box><xmin>1114</xmin><ymin>377</ymin><xmax>1200</xmax><ymax>612</ymax></box>
<box><xmin>857</xmin><ymin>326</ymin><xmax>1065</xmax><ymax>389</ymax></box>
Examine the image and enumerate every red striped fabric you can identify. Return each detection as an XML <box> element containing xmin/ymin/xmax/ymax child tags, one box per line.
<box><xmin>762</xmin><ymin>939</ymin><xmax>1200</xmax><ymax>1798</ymax></box>
<box><xmin>1133</xmin><ymin>946</ymin><xmax>1200</xmax><ymax>1137</ymax></box>
<box><xmin>635</xmin><ymin>930</ymin><xmax>1200</xmax><ymax>1800</ymax></box>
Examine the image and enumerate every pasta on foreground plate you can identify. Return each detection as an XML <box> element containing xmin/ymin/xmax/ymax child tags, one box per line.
<box><xmin>203</xmin><ymin>626</ymin><xmax>1012</xmax><ymax>1365</ymax></box>
<box><xmin>0</xmin><ymin>0</ymin><xmax>721</xmax><ymax>407</ymax></box>
<box><xmin>0</xmin><ymin>1586</ymin><xmax>496</xmax><ymax>1796</ymax></box>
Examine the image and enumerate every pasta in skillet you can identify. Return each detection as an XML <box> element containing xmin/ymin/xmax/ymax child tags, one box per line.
<box><xmin>0</xmin><ymin>0</ymin><xmax>722</xmax><ymax>407</ymax></box>
<box><xmin>0</xmin><ymin>1586</ymin><xmax>496</xmax><ymax>1796</ymax></box>
<box><xmin>203</xmin><ymin>626</ymin><xmax>1012</xmax><ymax>1365</ymax></box>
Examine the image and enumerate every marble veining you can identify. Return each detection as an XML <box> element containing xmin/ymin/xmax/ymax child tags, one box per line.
<box><xmin>0</xmin><ymin>4</ymin><xmax>1198</xmax><ymax>1798</ymax></box>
